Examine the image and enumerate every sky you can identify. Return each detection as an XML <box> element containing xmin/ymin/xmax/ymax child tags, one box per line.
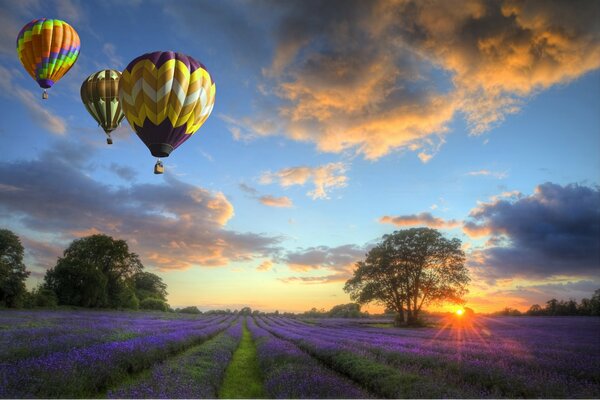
<box><xmin>0</xmin><ymin>0</ymin><xmax>599</xmax><ymax>313</ymax></box>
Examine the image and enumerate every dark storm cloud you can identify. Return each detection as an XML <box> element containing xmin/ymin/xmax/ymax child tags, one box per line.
<box><xmin>466</xmin><ymin>183</ymin><xmax>600</xmax><ymax>279</ymax></box>
<box><xmin>0</xmin><ymin>141</ymin><xmax>280</xmax><ymax>271</ymax></box>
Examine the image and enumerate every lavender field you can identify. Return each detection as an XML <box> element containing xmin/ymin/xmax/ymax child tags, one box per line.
<box><xmin>0</xmin><ymin>310</ymin><xmax>599</xmax><ymax>398</ymax></box>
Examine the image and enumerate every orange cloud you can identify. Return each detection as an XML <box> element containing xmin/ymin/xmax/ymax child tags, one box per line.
<box><xmin>462</xmin><ymin>223</ymin><xmax>494</xmax><ymax>238</ymax></box>
<box><xmin>380</xmin><ymin>213</ymin><xmax>461</xmax><ymax>229</ymax></box>
<box><xmin>259</xmin><ymin>195</ymin><xmax>293</xmax><ymax>208</ymax></box>
<box><xmin>222</xmin><ymin>0</ymin><xmax>600</xmax><ymax>160</ymax></box>
<box><xmin>260</xmin><ymin>163</ymin><xmax>348</xmax><ymax>199</ymax></box>
<box><xmin>257</xmin><ymin>260</ymin><xmax>273</xmax><ymax>271</ymax></box>
<box><xmin>0</xmin><ymin>144</ymin><xmax>281</xmax><ymax>272</ymax></box>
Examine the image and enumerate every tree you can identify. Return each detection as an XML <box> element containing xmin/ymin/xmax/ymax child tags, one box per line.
<box><xmin>43</xmin><ymin>234</ymin><xmax>144</xmax><ymax>308</ymax></box>
<box><xmin>133</xmin><ymin>271</ymin><xmax>167</xmax><ymax>302</ymax></box>
<box><xmin>178</xmin><ymin>306</ymin><xmax>201</xmax><ymax>314</ymax></box>
<box><xmin>328</xmin><ymin>303</ymin><xmax>362</xmax><ymax>318</ymax></box>
<box><xmin>527</xmin><ymin>304</ymin><xmax>544</xmax><ymax>316</ymax></box>
<box><xmin>0</xmin><ymin>229</ymin><xmax>30</xmax><ymax>307</ymax></box>
<box><xmin>345</xmin><ymin>228</ymin><xmax>470</xmax><ymax>326</ymax></box>
<box><xmin>140</xmin><ymin>297</ymin><xmax>168</xmax><ymax>311</ymax></box>
<box><xmin>545</xmin><ymin>298</ymin><xmax>558</xmax><ymax>316</ymax></box>
<box><xmin>591</xmin><ymin>289</ymin><xmax>600</xmax><ymax>316</ymax></box>
<box><xmin>239</xmin><ymin>307</ymin><xmax>252</xmax><ymax>315</ymax></box>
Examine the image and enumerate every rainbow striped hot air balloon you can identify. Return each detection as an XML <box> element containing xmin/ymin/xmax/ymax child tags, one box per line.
<box><xmin>119</xmin><ymin>51</ymin><xmax>215</xmax><ymax>174</ymax></box>
<box><xmin>16</xmin><ymin>18</ymin><xmax>80</xmax><ymax>99</ymax></box>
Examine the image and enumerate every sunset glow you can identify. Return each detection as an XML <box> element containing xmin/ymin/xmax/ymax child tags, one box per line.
<box><xmin>0</xmin><ymin>0</ymin><xmax>598</xmax><ymax>314</ymax></box>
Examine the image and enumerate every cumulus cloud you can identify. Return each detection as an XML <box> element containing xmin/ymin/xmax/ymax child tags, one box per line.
<box><xmin>260</xmin><ymin>162</ymin><xmax>348</xmax><ymax>199</ymax></box>
<box><xmin>379</xmin><ymin>212</ymin><xmax>461</xmax><ymax>229</ymax></box>
<box><xmin>0</xmin><ymin>141</ymin><xmax>280</xmax><ymax>271</ymax></box>
<box><xmin>465</xmin><ymin>182</ymin><xmax>600</xmax><ymax>280</ymax></box>
<box><xmin>218</xmin><ymin>0</ymin><xmax>600</xmax><ymax>160</ymax></box>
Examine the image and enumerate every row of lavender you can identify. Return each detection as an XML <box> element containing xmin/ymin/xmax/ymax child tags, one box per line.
<box><xmin>256</xmin><ymin>316</ymin><xmax>600</xmax><ymax>398</ymax></box>
<box><xmin>0</xmin><ymin>310</ymin><xmax>227</xmax><ymax>361</ymax></box>
<box><xmin>0</xmin><ymin>311</ymin><xmax>235</xmax><ymax>398</ymax></box>
<box><xmin>108</xmin><ymin>319</ymin><xmax>244</xmax><ymax>398</ymax></box>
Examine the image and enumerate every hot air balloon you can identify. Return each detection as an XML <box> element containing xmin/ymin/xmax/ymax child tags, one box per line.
<box><xmin>16</xmin><ymin>18</ymin><xmax>80</xmax><ymax>99</ymax></box>
<box><xmin>80</xmin><ymin>70</ymin><xmax>125</xmax><ymax>144</ymax></box>
<box><xmin>119</xmin><ymin>51</ymin><xmax>215</xmax><ymax>174</ymax></box>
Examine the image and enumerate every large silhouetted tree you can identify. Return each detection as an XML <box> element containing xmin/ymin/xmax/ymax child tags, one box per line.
<box><xmin>344</xmin><ymin>228</ymin><xmax>470</xmax><ymax>326</ymax></box>
<box><xmin>0</xmin><ymin>229</ymin><xmax>30</xmax><ymax>307</ymax></box>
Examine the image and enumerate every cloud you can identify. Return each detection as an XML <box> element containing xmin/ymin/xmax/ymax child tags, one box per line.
<box><xmin>0</xmin><ymin>66</ymin><xmax>67</xmax><ymax>135</ymax></box>
<box><xmin>279</xmin><ymin>244</ymin><xmax>366</xmax><ymax>284</ymax></box>
<box><xmin>239</xmin><ymin>183</ymin><xmax>260</xmax><ymax>196</ymax></box>
<box><xmin>465</xmin><ymin>182</ymin><xmax>600</xmax><ymax>280</ymax></box>
<box><xmin>239</xmin><ymin>183</ymin><xmax>294</xmax><ymax>208</ymax></box>
<box><xmin>467</xmin><ymin>169</ymin><xmax>508</xmax><ymax>179</ymax></box>
<box><xmin>260</xmin><ymin>162</ymin><xmax>348</xmax><ymax>199</ymax></box>
<box><xmin>257</xmin><ymin>260</ymin><xmax>273</xmax><ymax>272</ymax></box>
<box><xmin>379</xmin><ymin>213</ymin><xmax>461</xmax><ymax>229</ymax></box>
<box><xmin>55</xmin><ymin>0</ymin><xmax>84</xmax><ymax>24</ymax></box>
<box><xmin>258</xmin><ymin>195</ymin><xmax>293</xmax><ymax>208</ymax></box>
<box><xmin>0</xmin><ymin>141</ymin><xmax>281</xmax><ymax>272</ymax></box>
<box><xmin>109</xmin><ymin>163</ymin><xmax>137</xmax><ymax>182</ymax></box>
<box><xmin>99</xmin><ymin>43</ymin><xmax>124</xmax><ymax>70</ymax></box>
<box><xmin>218</xmin><ymin>0</ymin><xmax>600</xmax><ymax>161</ymax></box>
<box><xmin>468</xmin><ymin>280</ymin><xmax>600</xmax><ymax>311</ymax></box>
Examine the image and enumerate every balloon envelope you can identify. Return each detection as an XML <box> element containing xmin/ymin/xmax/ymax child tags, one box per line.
<box><xmin>16</xmin><ymin>18</ymin><xmax>80</xmax><ymax>90</ymax></box>
<box><xmin>80</xmin><ymin>69</ymin><xmax>125</xmax><ymax>136</ymax></box>
<box><xmin>119</xmin><ymin>51</ymin><xmax>215</xmax><ymax>157</ymax></box>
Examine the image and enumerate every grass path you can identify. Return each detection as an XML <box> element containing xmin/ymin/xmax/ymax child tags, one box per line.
<box><xmin>219</xmin><ymin>318</ymin><xmax>265</xmax><ymax>399</ymax></box>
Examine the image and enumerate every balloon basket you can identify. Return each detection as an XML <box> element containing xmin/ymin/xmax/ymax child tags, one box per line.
<box><xmin>107</xmin><ymin>138</ymin><xmax>113</xmax><ymax>145</ymax></box>
<box><xmin>42</xmin><ymin>90</ymin><xmax>48</xmax><ymax>100</ymax></box>
<box><xmin>154</xmin><ymin>160</ymin><xmax>164</xmax><ymax>175</ymax></box>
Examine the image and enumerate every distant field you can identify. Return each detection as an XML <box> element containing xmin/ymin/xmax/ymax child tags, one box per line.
<box><xmin>0</xmin><ymin>310</ymin><xmax>599</xmax><ymax>398</ymax></box>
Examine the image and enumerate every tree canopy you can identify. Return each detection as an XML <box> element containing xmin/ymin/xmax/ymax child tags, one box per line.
<box><xmin>344</xmin><ymin>228</ymin><xmax>470</xmax><ymax>325</ymax></box>
<box><xmin>0</xmin><ymin>229</ymin><xmax>30</xmax><ymax>307</ymax></box>
<box><xmin>43</xmin><ymin>234</ymin><xmax>167</xmax><ymax>309</ymax></box>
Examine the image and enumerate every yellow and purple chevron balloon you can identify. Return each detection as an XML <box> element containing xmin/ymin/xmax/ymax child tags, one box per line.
<box><xmin>16</xmin><ymin>18</ymin><xmax>80</xmax><ymax>99</ymax></box>
<box><xmin>119</xmin><ymin>51</ymin><xmax>216</xmax><ymax>160</ymax></box>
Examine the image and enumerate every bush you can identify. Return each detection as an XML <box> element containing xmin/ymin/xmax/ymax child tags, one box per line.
<box><xmin>178</xmin><ymin>306</ymin><xmax>201</xmax><ymax>314</ymax></box>
<box><xmin>140</xmin><ymin>297</ymin><xmax>169</xmax><ymax>311</ymax></box>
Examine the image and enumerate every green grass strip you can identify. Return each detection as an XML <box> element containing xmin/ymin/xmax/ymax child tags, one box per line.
<box><xmin>219</xmin><ymin>318</ymin><xmax>266</xmax><ymax>399</ymax></box>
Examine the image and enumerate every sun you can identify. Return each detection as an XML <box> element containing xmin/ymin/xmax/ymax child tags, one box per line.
<box><xmin>455</xmin><ymin>308</ymin><xmax>465</xmax><ymax>316</ymax></box>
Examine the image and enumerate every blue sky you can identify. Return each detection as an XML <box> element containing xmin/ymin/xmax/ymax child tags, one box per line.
<box><xmin>0</xmin><ymin>0</ymin><xmax>599</xmax><ymax>312</ymax></box>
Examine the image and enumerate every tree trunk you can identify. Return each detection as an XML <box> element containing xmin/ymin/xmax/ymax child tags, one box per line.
<box><xmin>407</xmin><ymin>308</ymin><xmax>419</xmax><ymax>326</ymax></box>
<box><xmin>394</xmin><ymin>307</ymin><xmax>405</xmax><ymax>326</ymax></box>
<box><xmin>394</xmin><ymin>312</ymin><xmax>404</xmax><ymax>326</ymax></box>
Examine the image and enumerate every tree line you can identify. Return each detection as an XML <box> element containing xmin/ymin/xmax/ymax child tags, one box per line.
<box><xmin>493</xmin><ymin>291</ymin><xmax>600</xmax><ymax>317</ymax></box>
<box><xmin>0</xmin><ymin>229</ymin><xmax>169</xmax><ymax>311</ymax></box>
